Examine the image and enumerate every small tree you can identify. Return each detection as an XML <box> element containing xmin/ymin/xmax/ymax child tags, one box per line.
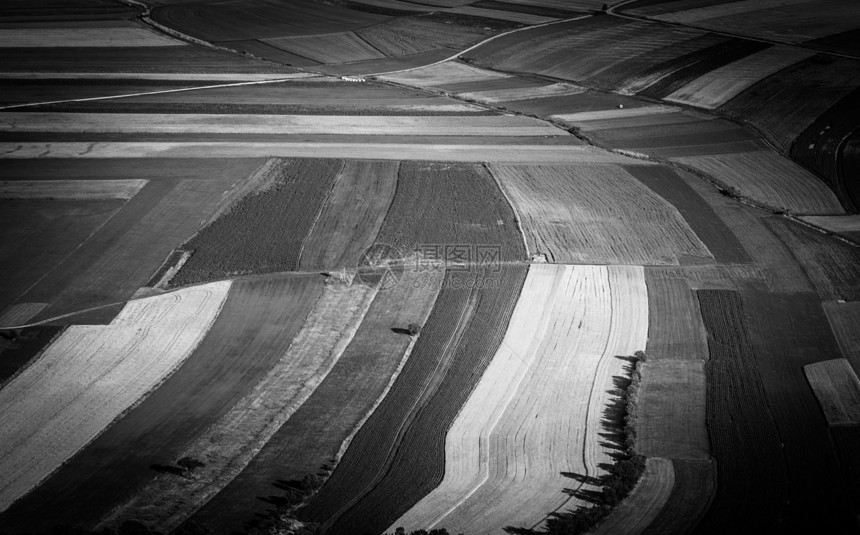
<box><xmin>177</xmin><ymin>456</ymin><xmax>205</xmax><ymax>476</ymax></box>
<box><xmin>407</xmin><ymin>323</ymin><xmax>421</xmax><ymax>336</ymax></box>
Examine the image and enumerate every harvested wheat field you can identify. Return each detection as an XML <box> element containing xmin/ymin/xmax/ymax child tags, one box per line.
<box><xmin>672</xmin><ymin>151</ymin><xmax>844</xmax><ymax>214</ymax></box>
<box><xmin>590</xmin><ymin>458</ymin><xmax>675</xmax><ymax>535</ymax></box>
<box><xmin>0</xmin><ymin>282</ymin><xmax>230</xmax><ymax>512</ymax></box>
<box><xmin>379</xmin><ymin>61</ymin><xmax>511</xmax><ymax>88</ymax></box>
<box><xmin>489</xmin><ymin>163</ymin><xmax>711</xmax><ymax>264</ymax></box>
<box><xmin>0</xmin><ymin>179</ymin><xmax>147</xmax><ymax>200</ymax></box>
<box><xmin>804</xmin><ymin>359</ymin><xmax>860</xmax><ymax>426</ymax></box>
<box><xmin>456</xmin><ymin>82</ymin><xmax>584</xmax><ymax>104</ymax></box>
<box><xmin>824</xmin><ymin>301</ymin><xmax>860</xmax><ymax>372</ymax></box>
<box><xmin>392</xmin><ymin>264</ymin><xmax>648</xmax><ymax>534</ymax></box>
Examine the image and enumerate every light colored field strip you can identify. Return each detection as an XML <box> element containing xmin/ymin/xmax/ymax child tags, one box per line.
<box><xmin>379</xmin><ymin>61</ymin><xmax>511</xmax><ymax>87</ymax></box>
<box><xmin>823</xmin><ymin>301</ymin><xmax>860</xmax><ymax>369</ymax></box>
<box><xmin>801</xmin><ymin>215</ymin><xmax>860</xmax><ymax>235</ymax></box>
<box><xmin>589</xmin><ymin>458</ymin><xmax>675</xmax><ymax>535</ymax></box>
<box><xmin>0</xmin><ymin>142</ymin><xmax>641</xmax><ymax>164</ymax></box>
<box><xmin>551</xmin><ymin>105</ymin><xmax>680</xmax><ymax>123</ymax></box>
<box><xmin>0</xmin><ymin>179</ymin><xmax>147</xmax><ymax>200</ymax></box>
<box><xmin>0</xmin><ymin>113</ymin><xmax>561</xmax><ymax>136</ymax></box>
<box><xmin>457</xmin><ymin>82</ymin><xmax>585</xmax><ymax>104</ymax></box>
<box><xmin>672</xmin><ymin>151</ymin><xmax>845</xmax><ymax>215</ymax></box>
<box><xmin>804</xmin><ymin>358</ymin><xmax>860</xmax><ymax>426</ymax></box>
<box><xmin>0</xmin><ymin>28</ymin><xmax>184</xmax><ymax>48</ymax></box>
<box><xmin>0</xmin><ymin>74</ymin><xmax>319</xmax><ymax>111</ymax></box>
<box><xmin>0</xmin><ymin>72</ymin><xmax>316</xmax><ymax>81</ymax></box>
<box><xmin>0</xmin><ymin>303</ymin><xmax>48</xmax><ymax>327</ymax></box>
<box><xmin>99</xmin><ymin>280</ymin><xmax>378</xmax><ymax>532</ymax></box>
<box><xmin>0</xmin><ymin>282</ymin><xmax>231</xmax><ymax>513</ymax></box>
<box><xmin>392</xmin><ymin>264</ymin><xmax>649</xmax><ymax>534</ymax></box>
<box><xmin>664</xmin><ymin>46</ymin><xmax>817</xmax><ymax>109</ymax></box>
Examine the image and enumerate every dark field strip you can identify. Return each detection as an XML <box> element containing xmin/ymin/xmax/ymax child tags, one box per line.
<box><xmin>741</xmin><ymin>288</ymin><xmax>854</xmax><ymax>533</ymax></box>
<box><xmin>0</xmin><ymin>275</ymin><xmax>323</xmax><ymax>534</ymax></box>
<box><xmin>172</xmin><ymin>158</ymin><xmax>341</xmax><ymax>286</ymax></box>
<box><xmin>0</xmin><ymin>199</ymin><xmax>123</xmax><ymax>313</ymax></box>
<box><xmin>694</xmin><ymin>289</ymin><xmax>787</xmax><ymax>534</ymax></box>
<box><xmin>499</xmin><ymin>90</ymin><xmax>648</xmax><ymax>116</ymax></box>
<box><xmin>435</xmin><ymin>75</ymin><xmax>544</xmax><ymax>94</ymax></box>
<box><xmin>299</xmin><ymin>270</ymin><xmax>480</xmax><ymax>526</ymax></box>
<box><xmin>638</xmin><ymin>39</ymin><xmax>769</xmax><ymax>100</ymax></box>
<box><xmin>791</xmin><ymin>86</ymin><xmax>860</xmax><ymax>212</ymax></box>
<box><xmin>586</xmin><ymin>120</ymin><xmax>758</xmax><ymax>150</ymax></box>
<box><xmin>315</xmin><ymin>49</ymin><xmax>455</xmax><ymax>77</ymax></box>
<box><xmin>23</xmin><ymin>102</ymin><xmax>499</xmax><ymax>116</ymax></box>
<box><xmin>765</xmin><ymin>217</ymin><xmax>860</xmax><ymax>301</ymax></box>
<box><xmin>463</xmin><ymin>17</ymin><xmax>602</xmax><ymax>61</ymax></box>
<box><xmin>186</xmin><ymin>269</ymin><xmax>440</xmax><ymax>535</ymax></box>
<box><xmin>44</xmin><ymin>302</ymin><xmax>124</xmax><ymax>326</ymax></box>
<box><xmin>0</xmin><ymin>158</ymin><xmax>266</xmax><ymax>181</ymax></box>
<box><xmin>0</xmin><ymin>0</ymin><xmax>138</xmax><ymax>21</ymax></box>
<box><xmin>374</xmin><ymin>161</ymin><xmax>527</xmax><ymax>262</ymax></box>
<box><xmin>641</xmin><ymin>459</ymin><xmax>715</xmax><ymax>535</ymax></box>
<box><xmin>0</xmin><ymin>326</ymin><xmax>61</xmax><ymax>386</ymax></box>
<box><xmin>830</xmin><ymin>426</ymin><xmax>860</xmax><ymax>516</ymax></box>
<box><xmin>806</xmin><ymin>28</ymin><xmax>860</xmax><ymax>57</ymax></box>
<box><xmin>644</xmin><ymin>139</ymin><xmax>763</xmax><ymax>159</ymax></box>
<box><xmin>621</xmin><ymin>0</ymin><xmax>730</xmax><ymax>14</ymax></box>
<box><xmin>317</xmin><ymin>265</ymin><xmax>528</xmax><ymax>535</ymax></box>
<box><xmin>719</xmin><ymin>54</ymin><xmax>860</xmax><ymax>153</ymax></box>
<box><xmin>625</xmin><ymin>165</ymin><xmax>749</xmax><ymax>263</ymax></box>
<box><xmin>225</xmin><ymin>39</ymin><xmax>321</xmax><ymax>67</ymax></box>
<box><xmin>471</xmin><ymin>0</ymin><xmax>585</xmax><ymax>18</ymax></box>
<box><xmin>0</xmin><ymin>46</ymin><xmax>292</xmax><ymax>74</ymax></box>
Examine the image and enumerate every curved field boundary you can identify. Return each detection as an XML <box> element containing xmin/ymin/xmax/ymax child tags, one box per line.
<box><xmin>99</xmin><ymin>279</ymin><xmax>378</xmax><ymax>532</ymax></box>
<box><xmin>590</xmin><ymin>458</ymin><xmax>675</xmax><ymax>535</ymax></box>
<box><xmin>318</xmin><ymin>266</ymin><xmax>527</xmax><ymax>535</ymax></box>
<box><xmin>800</xmin><ymin>216</ymin><xmax>860</xmax><ymax>238</ymax></box>
<box><xmin>299</xmin><ymin>160</ymin><xmax>399</xmax><ymax>271</ymax></box>
<box><xmin>804</xmin><ymin>359</ymin><xmax>860</xmax><ymax>426</ymax></box>
<box><xmin>672</xmin><ymin>151</ymin><xmax>844</xmax><ymax>215</ymax></box>
<box><xmin>392</xmin><ymin>264</ymin><xmax>649</xmax><ymax>534</ymax></box>
<box><xmin>0</xmin><ymin>281</ymin><xmax>230</xmax><ymax>513</ymax></box>
<box><xmin>664</xmin><ymin>46</ymin><xmax>816</xmax><ymax>109</ymax></box>
<box><xmin>823</xmin><ymin>301</ymin><xmax>860</xmax><ymax>374</ymax></box>
<box><xmin>184</xmin><ymin>268</ymin><xmax>442</xmax><ymax>535</ymax></box>
<box><xmin>0</xmin><ymin>179</ymin><xmax>147</xmax><ymax>200</ymax></box>
<box><xmin>489</xmin><ymin>163</ymin><xmax>712</xmax><ymax>264</ymax></box>
<box><xmin>641</xmin><ymin>459</ymin><xmax>715</xmax><ymax>535</ymax></box>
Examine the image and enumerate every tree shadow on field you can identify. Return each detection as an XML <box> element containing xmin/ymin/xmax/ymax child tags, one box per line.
<box><xmin>149</xmin><ymin>463</ymin><xmax>185</xmax><ymax>477</ymax></box>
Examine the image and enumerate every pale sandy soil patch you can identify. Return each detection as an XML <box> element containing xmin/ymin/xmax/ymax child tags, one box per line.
<box><xmin>0</xmin><ymin>28</ymin><xmax>184</xmax><ymax>48</ymax></box>
<box><xmin>0</xmin><ymin>179</ymin><xmax>147</xmax><ymax>200</ymax></box>
<box><xmin>0</xmin><ymin>282</ymin><xmax>230</xmax><ymax>512</ymax></box>
<box><xmin>380</xmin><ymin>60</ymin><xmax>510</xmax><ymax>87</ymax></box>
<box><xmin>100</xmin><ymin>280</ymin><xmax>378</xmax><ymax>532</ymax></box>
<box><xmin>802</xmin><ymin>215</ymin><xmax>860</xmax><ymax>234</ymax></box>
<box><xmin>391</xmin><ymin>264</ymin><xmax>649</xmax><ymax>534</ymax></box>
<box><xmin>665</xmin><ymin>46</ymin><xmax>816</xmax><ymax>109</ymax></box>
<box><xmin>457</xmin><ymin>82</ymin><xmax>584</xmax><ymax>103</ymax></box>
<box><xmin>804</xmin><ymin>358</ymin><xmax>860</xmax><ymax>426</ymax></box>
<box><xmin>551</xmin><ymin>105</ymin><xmax>680</xmax><ymax>123</ymax></box>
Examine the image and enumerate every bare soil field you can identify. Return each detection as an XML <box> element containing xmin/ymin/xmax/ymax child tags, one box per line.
<box><xmin>644</xmin><ymin>268</ymin><xmax>709</xmax><ymax>359</ymax></box>
<box><xmin>625</xmin><ymin>166</ymin><xmax>749</xmax><ymax>263</ymax></box>
<box><xmin>172</xmin><ymin>158</ymin><xmax>342</xmax><ymax>285</ymax></box>
<box><xmin>0</xmin><ymin>27</ymin><xmax>183</xmax><ymax>48</ymax></box>
<box><xmin>380</xmin><ymin>61</ymin><xmax>512</xmax><ymax>89</ymax></box>
<box><xmin>0</xmin><ymin>303</ymin><xmax>47</xmax><ymax>328</ymax></box>
<box><xmin>185</xmin><ymin>268</ymin><xmax>441</xmax><ymax>535</ymax></box>
<box><xmin>263</xmin><ymin>32</ymin><xmax>385</xmax><ymax>64</ymax></box>
<box><xmin>357</xmin><ymin>16</ymin><xmax>492</xmax><ymax>56</ymax></box>
<box><xmin>764</xmin><ymin>217</ymin><xmax>860</xmax><ymax>301</ymax></box>
<box><xmin>804</xmin><ymin>359</ymin><xmax>860</xmax><ymax>426</ymax></box>
<box><xmin>151</xmin><ymin>0</ymin><xmax>386</xmax><ymax>42</ymax></box>
<box><xmin>590</xmin><ymin>458</ymin><xmax>675</xmax><ymax>535</ymax></box>
<box><xmin>830</xmin><ymin>426</ymin><xmax>860</xmax><ymax>516</ymax></box>
<box><xmin>15</xmin><ymin>177</ymin><xmax>240</xmax><ymax>322</ymax></box>
<box><xmin>664</xmin><ymin>46</ymin><xmax>816</xmax><ymax>109</ymax></box>
<box><xmin>695</xmin><ymin>289</ymin><xmax>787</xmax><ymax>534</ymax></box>
<box><xmin>103</xmin><ymin>279</ymin><xmax>377</xmax><ymax>533</ymax></box>
<box><xmin>672</xmin><ymin>150</ymin><xmax>844</xmax><ymax>214</ymax></box>
<box><xmin>443</xmin><ymin>5</ymin><xmax>556</xmax><ymax>24</ymax></box>
<box><xmin>641</xmin><ymin>459</ymin><xmax>715</xmax><ymax>535</ymax></box>
<box><xmin>456</xmin><ymin>81</ymin><xmax>582</xmax><ymax>104</ymax></box>
<box><xmin>0</xmin><ymin>275</ymin><xmax>320</xmax><ymax>532</ymax></box>
<box><xmin>823</xmin><ymin>301</ymin><xmax>860</xmax><ymax>373</ymax></box>
<box><xmin>0</xmin><ymin>157</ymin><xmax>266</xmax><ymax>182</ymax></box>
<box><xmin>489</xmin><ymin>163</ymin><xmax>711</xmax><ymax>264</ymax></box>
<box><xmin>741</xmin><ymin>288</ymin><xmax>854</xmax><ymax>532</ymax></box>
<box><xmin>0</xmin><ymin>179</ymin><xmax>146</xmax><ymax>199</ymax></box>
<box><xmin>718</xmin><ymin>55</ymin><xmax>860</xmax><ymax>153</ymax></box>
<box><xmin>299</xmin><ymin>160</ymin><xmax>398</xmax><ymax>271</ymax></box>
<box><xmin>392</xmin><ymin>265</ymin><xmax>648</xmax><ymax>534</ymax></box>
<box><xmin>0</xmin><ymin>199</ymin><xmax>122</xmax><ymax>315</ymax></box>
<box><xmin>0</xmin><ymin>112</ymin><xmax>560</xmax><ymax>136</ymax></box>
<box><xmin>0</xmin><ymin>325</ymin><xmax>61</xmax><ymax>384</ymax></box>
<box><xmin>0</xmin><ymin>0</ymin><xmax>138</xmax><ymax>22</ymax></box>
<box><xmin>586</xmin><ymin>118</ymin><xmax>759</xmax><ymax>157</ymax></box>
<box><xmin>374</xmin><ymin>161</ymin><xmax>527</xmax><ymax>261</ymax></box>
<box><xmin>791</xmin><ymin>87</ymin><xmax>860</xmax><ymax>211</ymax></box>
<box><xmin>493</xmin><ymin>88</ymin><xmax>648</xmax><ymax>117</ymax></box>
<box><xmin>0</xmin><ymin>281</ymin><xmax>230</xmax><ymax>513</ymax></box>
<box><xmin>307</xmin><ymin>266</ymin><xmax>526</xmax><ymax>535</ymax></box>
